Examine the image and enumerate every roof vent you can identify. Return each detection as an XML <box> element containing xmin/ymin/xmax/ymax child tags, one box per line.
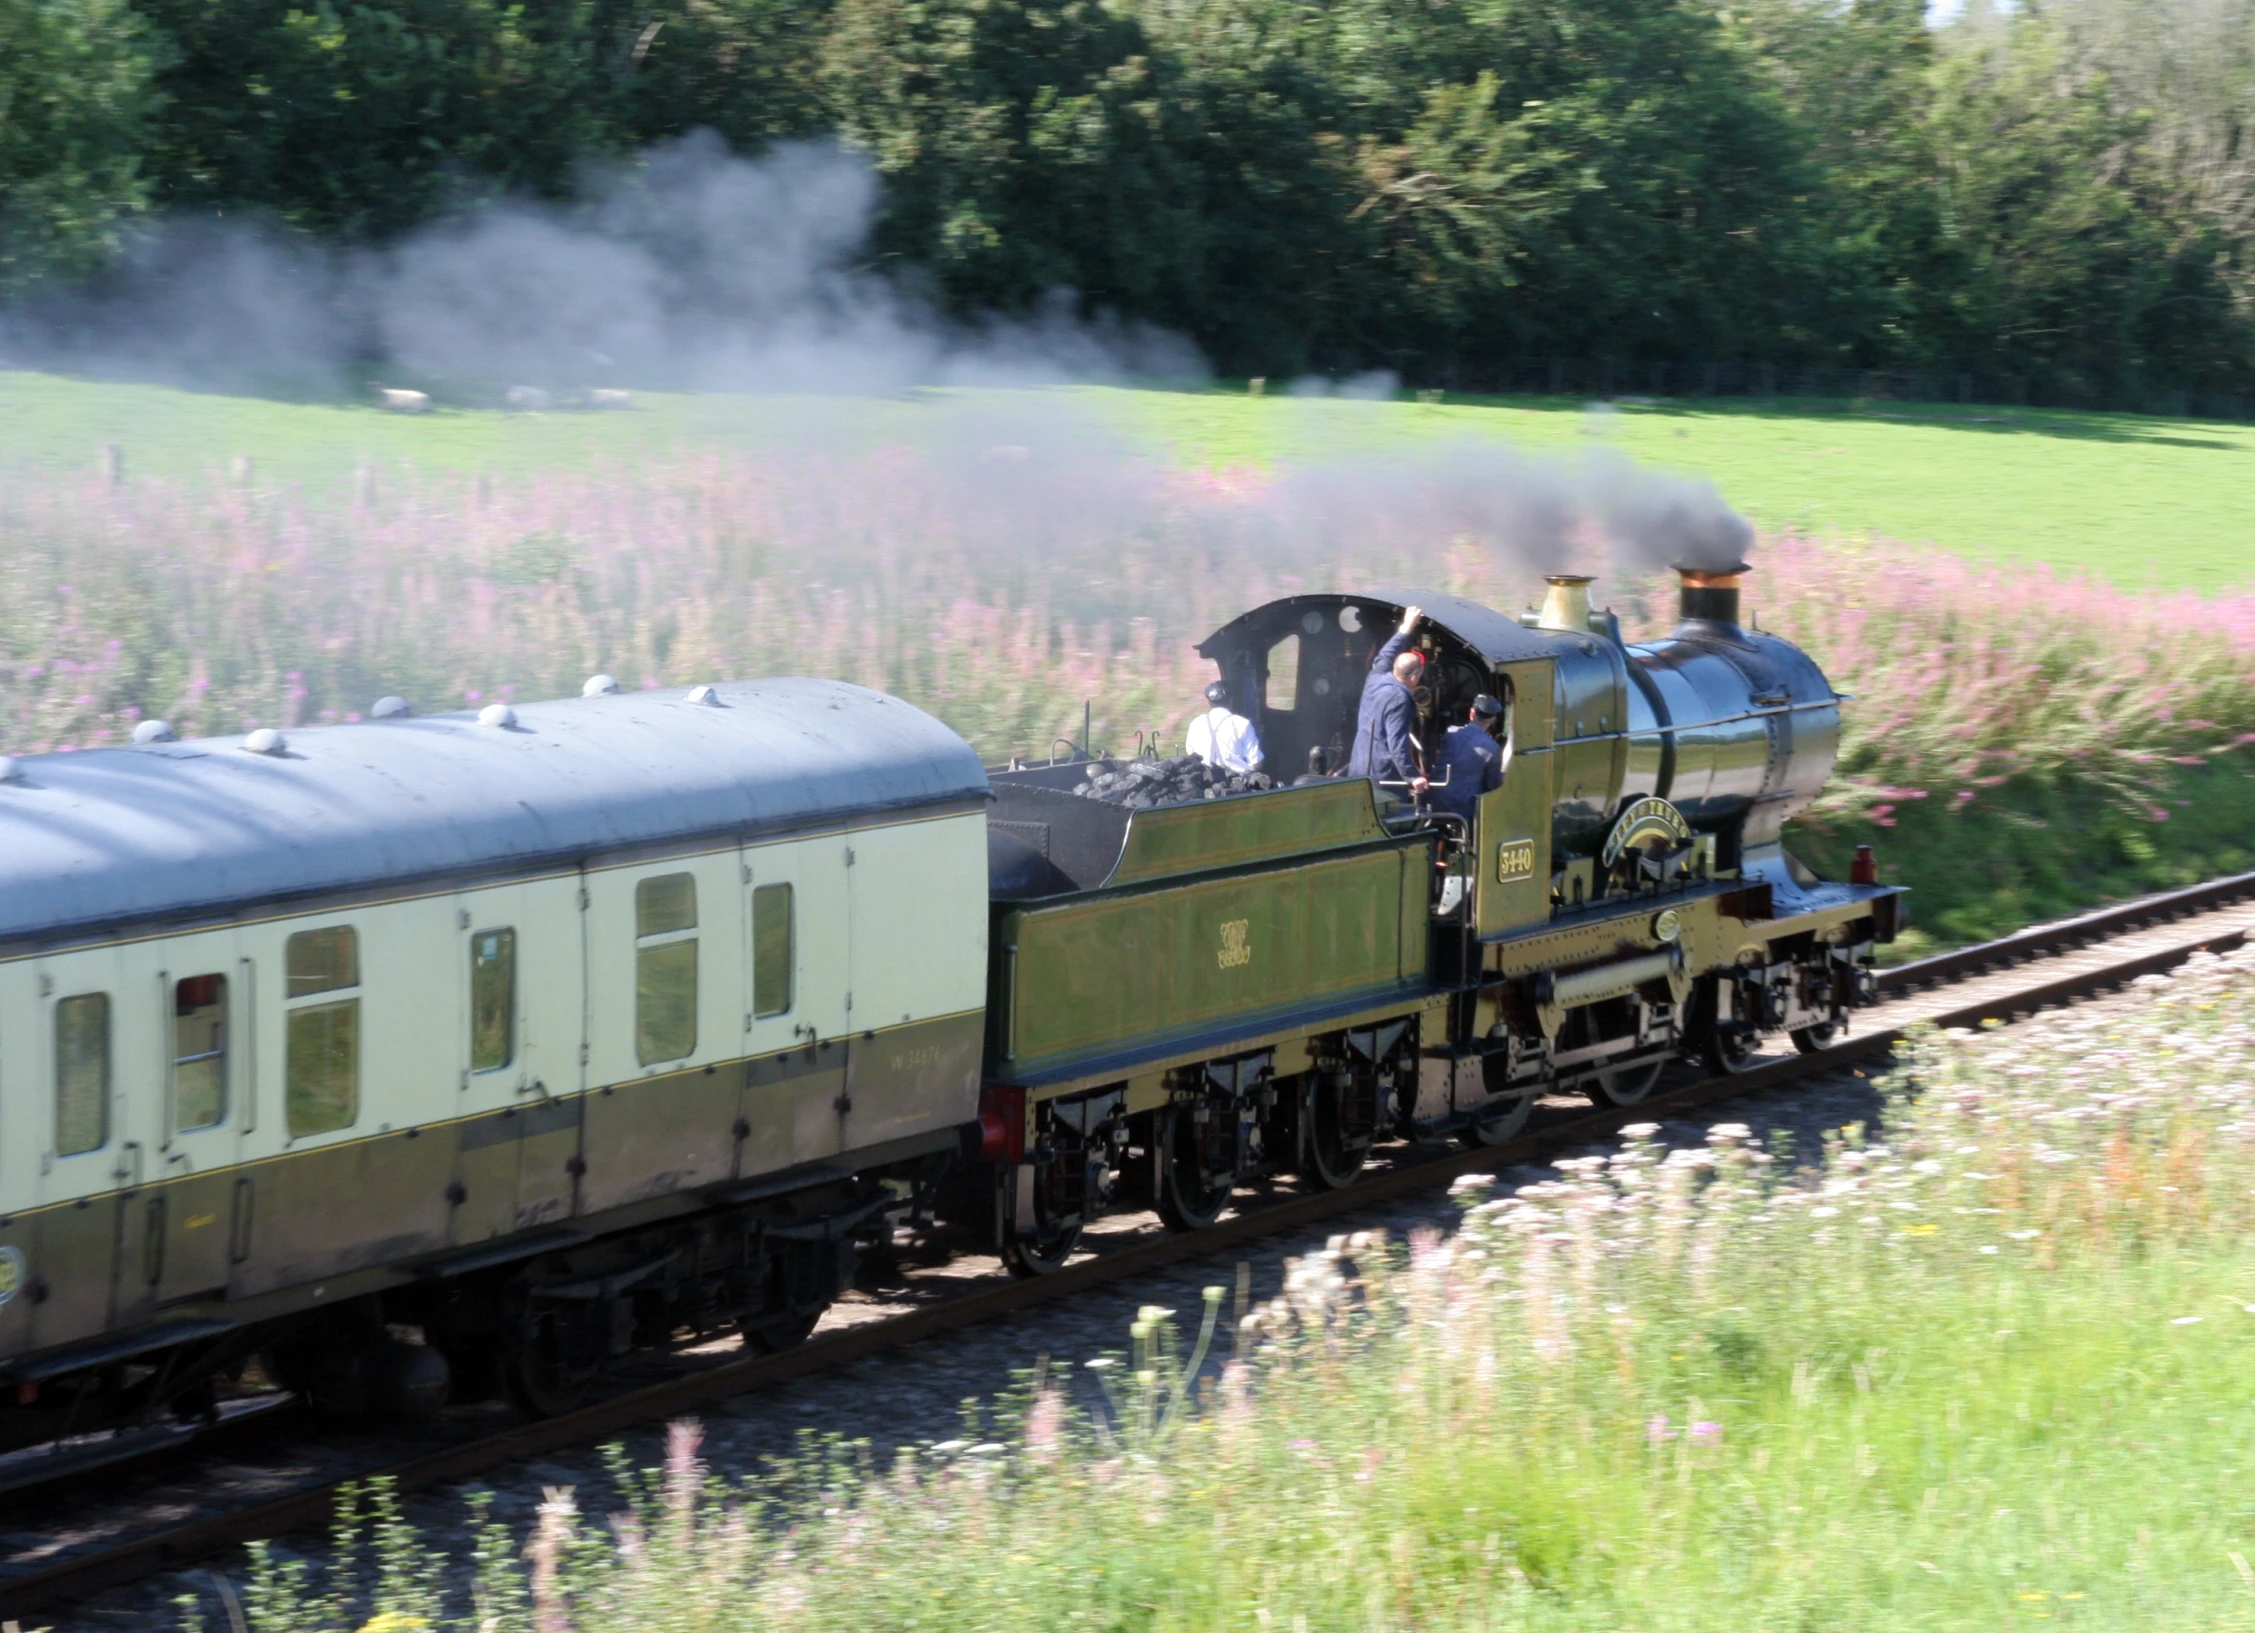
<box><xmin>583</xmin><ymin>674</ymin><xmax>620</xmax><ymax>697</ymax></box>
<box><xmin>684</xmin><ymin>684</ymin><xmax>719</xmax><ymax>706</ymax></box>
<box><xmin>243</xmin><ymin>728</ymin><xmax>286</xmax><ymax>755</ymax></box>
<box><xmin>132</xmin><ymin>720</ymin><xmax>177</xmax><ymax>745</ymax></box>
<box><xmin>0</xmin><ymin>757</ymin><xmax>21</xmax><ymax>784</ymax></box>
<box><xmin>372</xmin><ymin>696</ymin><xmax>411</xmax><ymax>718</ymax></box>
<box><xmin>478</xmin><ymin>703</ymin><xmax>518</xmax><ymax>729</ymax></box>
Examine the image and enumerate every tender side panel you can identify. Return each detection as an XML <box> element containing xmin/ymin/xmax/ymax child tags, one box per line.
<box><xmin>997</xmin><ymin>846</ymin><xmax>1427</xmax><ymax>1077</ymax></box>
<box><xmin>1106</xmin><ymin>781</ymin><xmax>1387</xmax><ymax>889</ymax></box>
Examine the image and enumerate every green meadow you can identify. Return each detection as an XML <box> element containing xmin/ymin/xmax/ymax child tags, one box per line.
<box><xmin>3</xmin><ymin>371</ymin><xmax>2250</xmax><ymax>591</ymax></box>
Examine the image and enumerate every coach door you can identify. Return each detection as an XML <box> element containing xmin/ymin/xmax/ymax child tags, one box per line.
<box><xmin>136</xmin><ymin>932</ymin><xmax>251</xmax><ymax>1313</ymax></box>
<box><xmin>447</xmin><ymin>878</ymin><xmax>587</xmax><ymax>1240</ymax></box>
<box><xmin>31</xmin><ymin>945</ymin><xmax>129</xmax><ymax>1349</ymax></box>
<box><xmin>739</xmin><ymin>836</ymin><xmax>851</xmax><ymax>1169</ymax></box>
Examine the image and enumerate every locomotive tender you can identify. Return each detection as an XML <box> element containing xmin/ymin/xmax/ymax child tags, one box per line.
<box><xmin>0</xmin><ymin>566</ymin><xmax>1899</xmax><ymax>1443</ymax></box>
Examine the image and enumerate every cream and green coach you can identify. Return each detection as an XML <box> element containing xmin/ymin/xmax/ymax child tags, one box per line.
<box><xmin>0</xmin><ymin>679</ymin><xmax>987</xmax><ymax>1437</ymax></box>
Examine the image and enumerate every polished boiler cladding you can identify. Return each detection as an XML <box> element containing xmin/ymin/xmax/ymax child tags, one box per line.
<box><xmin>0</xmin><ymin>573</ymin><xmax>1899</xmax><ymax>1439</ymax></box>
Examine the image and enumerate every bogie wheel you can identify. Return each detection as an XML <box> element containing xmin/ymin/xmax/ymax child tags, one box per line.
<box><xmin>1155</xmin><ymin>1107</ymin><xmax>1234</xmax><ymax>1232</ymax></box>
<box><xmin>1691</xmin><ymin>978</ymin><xmax>1762</xmax><ymax>1076</ymax></box>
<box><xmin>1789</xmin><ymin>1021</ymin><xmax>1840</xmax><ymax>1056</ymax></box>
<box><xmin>1461</xmin><ymin>1091</ymin><xmax>1533</xmax><ymax>1148</ymax></box>
<box><xmin>1588</xmin><ymin>1055</ymin><xmax>1667</xmax><ymax>1107</ymax></box>
<box><xmin>502</xmin><ymin>1313</ymin><xmax>591</xmax><ymax>1418</ymax></box>
<box><xmin>1701</xmin><ymin>1027</ymin><xmax>1761</xmax><ymax>1076</ymax></box>
<box><xmin>1301</xmin><ymin>1073</ymin><xmax>1370</xmax><ymax>1191</ymax></box>
<box><xmin>741</xmin><ymin>1308</ymin><xmax>823</xmax><ymax>1355</ymax></box>
<box><xmin>1460</xmin><ymin>1051</ymin><xmax>1535</xmax><ymax>1149</ymax></box>
<box><xmin>999</xmin><ymin>1166</ymin><xmax>1084</xmax><ymax>1278</ymax></box>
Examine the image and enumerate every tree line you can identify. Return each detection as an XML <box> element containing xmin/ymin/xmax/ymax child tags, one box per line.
<box><xmin>5</xmin><ymin>0</ymin><xmax>2253</xmax><ymax>399</ymax></box>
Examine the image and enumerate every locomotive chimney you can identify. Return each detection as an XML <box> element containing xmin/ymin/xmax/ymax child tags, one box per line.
<box><xmin>1674</xmin><ymin>562</ymin><xmax>1750</xmax><ymax>636</ymax></box>
<box><xmin>1536</xmin><ymin>574</ymin><xmax>1595</xmax><ymax>632</ymax></box>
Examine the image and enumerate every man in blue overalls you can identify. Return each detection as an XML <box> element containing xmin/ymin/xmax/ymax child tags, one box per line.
<box><xmin>1429</xmin><ymin>693</ymin><xmax>1506</xmax><ymax>828</ymax></box>
<box><xmin>1347</xmin><ymin>605</ymin><xmax>1427</xmax><ymax>800</ymax></box>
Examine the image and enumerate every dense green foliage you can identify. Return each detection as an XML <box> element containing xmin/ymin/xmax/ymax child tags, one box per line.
<box><xmin>0</xmin><ymin>0</ymin><xmax>162</xmax><ymax>295</ymax></box>
<box><xmin>7</xmin><ymin>0</ymin><xmax>2255</xmax><ymax>390</ymax></box>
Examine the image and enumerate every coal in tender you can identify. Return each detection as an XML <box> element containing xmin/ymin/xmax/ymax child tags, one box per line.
<box><xmin>1072</xmin><ymin>755</ymin><xmax>1275</xmax><ymax>808</ymax></box>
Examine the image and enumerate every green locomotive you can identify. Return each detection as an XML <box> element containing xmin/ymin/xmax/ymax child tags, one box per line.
<box><xmin>974</xmin><ymin>567</ymin><xmax>1903</xmax><ymax>1273</ymax></box>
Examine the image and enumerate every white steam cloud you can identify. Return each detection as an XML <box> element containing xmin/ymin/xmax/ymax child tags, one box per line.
<box><xmin>0</xmin><ymin>130</ymin><xmax>1757</xmax><ymax>591</ymax></box>
<box><xmin>0</xmin><ymin>133</ymin><xmax>1200</xmax><ymax>395</ymax></box>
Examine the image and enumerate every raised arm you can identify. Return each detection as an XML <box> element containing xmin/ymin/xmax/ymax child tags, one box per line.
<box><xmin>1366</xmin><ymin>605</ymin><xmax>1424</xmax><ymax>674</ymax></box>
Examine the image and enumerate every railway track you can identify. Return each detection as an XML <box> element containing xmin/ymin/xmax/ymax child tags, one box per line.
<box><xmin>7</xmin><ymin>868</ymin><xmax>2255</xmax><ymax>1621</ymax></box>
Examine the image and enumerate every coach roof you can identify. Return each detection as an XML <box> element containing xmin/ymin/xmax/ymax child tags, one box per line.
<box><xmin>0</xmin><ymin>679</ymin><xmax>987</xmax><ymax>941</ymax></box>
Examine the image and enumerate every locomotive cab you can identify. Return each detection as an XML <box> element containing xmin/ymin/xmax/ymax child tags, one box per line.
<box><xmin>1194</xmin><ymin>591</ymin><xmax>1550</xmax><ymax>794</ymax></box>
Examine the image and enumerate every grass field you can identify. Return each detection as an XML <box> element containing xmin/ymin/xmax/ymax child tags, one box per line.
<box><xmin>2</xmin><ymin>370</ymin><xmax>2251</xmax><ymax>590</ymax></box>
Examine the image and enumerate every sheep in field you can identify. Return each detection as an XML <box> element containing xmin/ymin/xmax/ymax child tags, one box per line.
<box><xmin>372</xmin><ymin>385</ymin><xmax>430</xmax><ymax>414</ymax></box>
<box><xmin>583</xmin><ymin>388</ymin><xmax>634</xmax><ymax>410</ymax></box>
<box><xmin>504</xmin><ymin>386</ymin><xmax>552</xmax><ymax>412</ymax></box>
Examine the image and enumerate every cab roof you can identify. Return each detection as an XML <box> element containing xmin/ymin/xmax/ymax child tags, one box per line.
<box><xmin>1198</xmin><ymin>589</ymin><xmax>1566</xmax><ymax>668</ymax></box>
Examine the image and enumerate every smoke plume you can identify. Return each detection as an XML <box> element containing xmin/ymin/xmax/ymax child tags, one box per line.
<box><xmin>0</xmin><ymin>133</ymin><xmax>1200</xmax><ymax>397</ymax></box>
<box><xmin>0</xmin><ymin>130</ymin><xmax>1757</xmax><ymax>597</ymax></box>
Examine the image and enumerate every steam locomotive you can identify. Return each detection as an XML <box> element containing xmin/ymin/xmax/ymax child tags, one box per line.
<box><xmin>0</xmin><ymin>565</ymin><xmax>1899</xmax><ymax>1446</ymax></box>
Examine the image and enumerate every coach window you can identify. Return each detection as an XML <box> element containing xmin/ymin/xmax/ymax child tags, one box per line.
<box><xmin>172</xmin><ymin>974</ymin><xmax>229</xmax><ymax>1133</ymax></box>
<box><xmin>752</xmin><ymin>882</ymin><xmax>793</xmax><ymax>1018</ymax></box>
<box><xmin>470</xmin><ymin>928</ymin><xmax>517</xmax><ymax>1073</ymax></box>
<box><xmin>635</xmin><ymin>873</ymin><xmax>697</xmax><ymax>1065</ymax></box>
<box><xmin>284</xmin><ymin>926</ymin><xmax>360</xmax><ymax>1137</ymax></box>
<box><xmin>54</xmin><ymin>993</ymin><xmax>111</xmax><ymax>1157</ymax></box>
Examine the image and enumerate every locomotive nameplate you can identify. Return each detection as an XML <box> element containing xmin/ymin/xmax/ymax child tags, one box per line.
<box><xmin>1495</xmin><ymin>838</ymin><xmax>1537</xmax><ymax>884</ymax></box>
<box><xmin>1601</xmin><ymin>797</ymin><xmax>1692</xmax><ymax>868</ymax></box>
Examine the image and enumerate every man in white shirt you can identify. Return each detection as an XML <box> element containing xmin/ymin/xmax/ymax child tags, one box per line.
<box><xmin>1185</xmin><ymin>681</ymin><xmax>1263</xmax><ymax>774</ymax></box>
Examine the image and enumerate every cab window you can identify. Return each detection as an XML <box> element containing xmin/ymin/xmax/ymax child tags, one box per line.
<box><xmin>55</xmin><ymin>992</ymin><xmax>110</xmax><ymax>1156</ymax></box>
<box><xmin>285</xmin><ymin>926</ymin><xmax>359</xmax><ymax>1136</ymax></box>
<box><xmin>1265</xmin><ymin>634</ymin><xmax>1299</xmax><ymax>712</ymax></box>
<box><xmin>635</xmin><ymin>874</ymin><xmax>698</xmax><ymax>1064</ymax></box>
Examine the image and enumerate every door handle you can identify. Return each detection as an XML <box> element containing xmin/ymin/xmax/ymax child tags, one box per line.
<box><xmin>228</xmin><ymin>1177</ymin><xmax>255</xmax><ymax>1265</ymax></box>
<box><xmin>143</xmin><ymin>1194</ymin><xmax>166</xmax><ymax>1286</ymax></box>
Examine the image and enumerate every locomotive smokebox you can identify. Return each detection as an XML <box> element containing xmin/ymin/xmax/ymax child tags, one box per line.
<box><xmin>1674</xmin><ymin>562</ymin><xmax>1750</xmax><ymax>636</ymax></box>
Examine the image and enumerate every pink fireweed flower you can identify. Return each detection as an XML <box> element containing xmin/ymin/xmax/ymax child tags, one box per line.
<box><xmin>1647</xmin><ymin>1415</ymin><xmax>1675</xmax><ymax>1443</ymax></box>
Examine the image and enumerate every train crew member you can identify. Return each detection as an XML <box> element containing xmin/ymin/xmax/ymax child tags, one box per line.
<box><xmin>1347</xmin><ymin>605</ymin><xmax>1427</xmax><ymax>796</ymax></box>
<box><xmin>1430</xmin><ymin>694</ymin><xmax>1507</xmax><ymax>824</ymax></box>
<box><xmin>1185</xmin><ymin>680</ymin><xmax>1263</xmax><ymax>773</ymax></box>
